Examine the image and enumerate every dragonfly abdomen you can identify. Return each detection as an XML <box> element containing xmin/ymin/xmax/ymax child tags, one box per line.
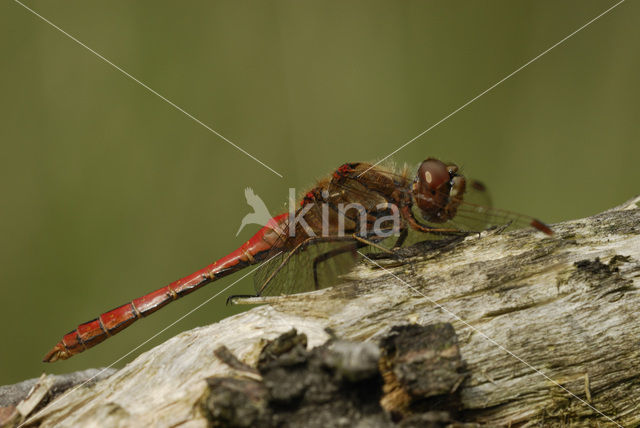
<box><xmin>43</xmin><ymin>213</ymin><xmax>290</xmax><ymax>362</ymax></box>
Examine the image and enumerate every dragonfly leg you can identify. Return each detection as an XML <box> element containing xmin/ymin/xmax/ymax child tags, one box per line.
<box><xmin>226</xmin><ymin>294</ymin><xmax>257</xmax><ymax>305</ymax></box>
<box><xmin>312</xmin><ymin>242</ymin><xmax>364</xmax><ymax>290</ymax></box>
<box><xmin>255</xmin><ymin>237</ymin><xmax>328</xmax><ymax>295</ymax></box>
<box><xmin>392</xmin><ymin>228</ymin><xmax>408</xmax><ymax>249</ymax></box>
<box><xmin>351</xmin><ymin>234</ymin><xmax>394</xmax><ymax>254</ymax></box>
<box><xmin>400</xmin><ymin>206</ymin><xmax>469</xmax><ymax>236</ymax></box>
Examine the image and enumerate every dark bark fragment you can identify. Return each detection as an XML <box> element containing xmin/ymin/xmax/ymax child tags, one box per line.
<box><xmin>206</xmin><ymin>324</ymin><xmax>467</xmax><ymax>428</ymax></box>
<box><xmin>204</xmin><ymin>377</ymin><xmax>269</xmax><ymax>428</ymax></box>
<box><xmin>379</xmin><ymin>323</ymin><xmax>467</xmax><ymax>421</ymax></box>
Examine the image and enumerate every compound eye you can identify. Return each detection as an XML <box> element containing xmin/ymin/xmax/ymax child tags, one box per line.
<box><xmin>446</xmin><ymin>165</ymin><xmax>458</xmax><ymax>176</ymax></box>
<box><xmin>418</xmin><ymin>159</ymin><xmax>449</xmax><ymax>190</ymax></box>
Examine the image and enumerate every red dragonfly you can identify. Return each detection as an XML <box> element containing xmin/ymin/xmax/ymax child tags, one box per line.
<box><xmin>43</xmin><ymin>158</ymin><xmax>552</xmax><ymax>362</ymax></box>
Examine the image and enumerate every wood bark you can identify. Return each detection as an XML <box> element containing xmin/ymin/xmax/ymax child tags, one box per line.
<box><xmin>8</xmin><ymin>196</ymin><xmax>640</xmax><ymax>427</ymax></box>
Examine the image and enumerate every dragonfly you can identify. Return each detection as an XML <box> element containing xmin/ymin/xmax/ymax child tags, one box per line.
<box><xmin>43</xmin><ymin>158</ymin><xmax>552</xmax><ymax>362</ymax></box>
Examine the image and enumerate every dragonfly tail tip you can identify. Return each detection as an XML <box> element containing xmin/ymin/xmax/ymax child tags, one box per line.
<box><xmin>43</xmin><ymin>343</ymin><xmax>69</xmax><ymax>363</ymax></box>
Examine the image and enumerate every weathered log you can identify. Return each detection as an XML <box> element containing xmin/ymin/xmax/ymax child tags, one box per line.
<box><xmin>12</xmin><ymin>195</ymin><xmax>640</xmax><ymax>427</ymax></box>
<box><xmin>0</xmin><ymin>369</ymin><xmax>117</xmax><ymax>409</ymax></box>
<box><xmin>0</xmin><ymin>369</ymin><xmax>116</xmax><ymax>427</ymax></box>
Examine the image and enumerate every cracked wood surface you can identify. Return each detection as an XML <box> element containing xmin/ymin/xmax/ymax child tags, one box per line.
<box><xmin>18</xmin><ymin>195</ymin><xmax>640</xmax><ymax>427</ymax></box>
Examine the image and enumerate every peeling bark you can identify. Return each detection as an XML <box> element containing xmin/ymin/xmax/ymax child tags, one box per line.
<box><xmin>7</xmin><ymin>195</ymin><xmax>640</xmax><ymax>427</ymax></box>
<box><xmin>204</xmin><ymin>324</ymin><xmax>465</xmax><ymax>427</ymax></box>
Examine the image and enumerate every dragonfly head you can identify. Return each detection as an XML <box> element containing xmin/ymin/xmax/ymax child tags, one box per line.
<box><xmin>413</xmin><ymin>158</ymin><xmax>466</xmax><ymax>223</ymax></box>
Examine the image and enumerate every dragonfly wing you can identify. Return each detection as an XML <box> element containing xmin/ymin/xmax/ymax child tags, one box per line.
<box><xmin>253</xmin><ymin>240</ymin><xmax>361</xmax><ymax>297</ymax></box>
<box><xmin>427</xmin><ymin>180</ymin><xmax>551</xmax><ymax>234</ymax></box>
<box><xmin>252</xmin><ymin>203</ymin><xmax>364</xmax><ymax>297</ymax></box>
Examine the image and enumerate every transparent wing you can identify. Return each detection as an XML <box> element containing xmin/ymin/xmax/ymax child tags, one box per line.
<box><xmin>253</xmin><ymin>240</ymin><xmax>361</xmax><ymax>297</ymax></box>
<box><xmin>449</xmin><ymin>180</ymin><xmax>551</xmax><ymax>233</ymax></box>
<box><xmin>251</xmin><ymin>202</ymin><xmax>367</xmax><ymax>297</ymax></box>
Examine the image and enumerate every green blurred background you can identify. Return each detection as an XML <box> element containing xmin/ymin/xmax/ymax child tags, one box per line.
<box><xmin>1</xmin><ymin>0</ymin><xmax>638</xmax><ymax>385</ymax></box>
